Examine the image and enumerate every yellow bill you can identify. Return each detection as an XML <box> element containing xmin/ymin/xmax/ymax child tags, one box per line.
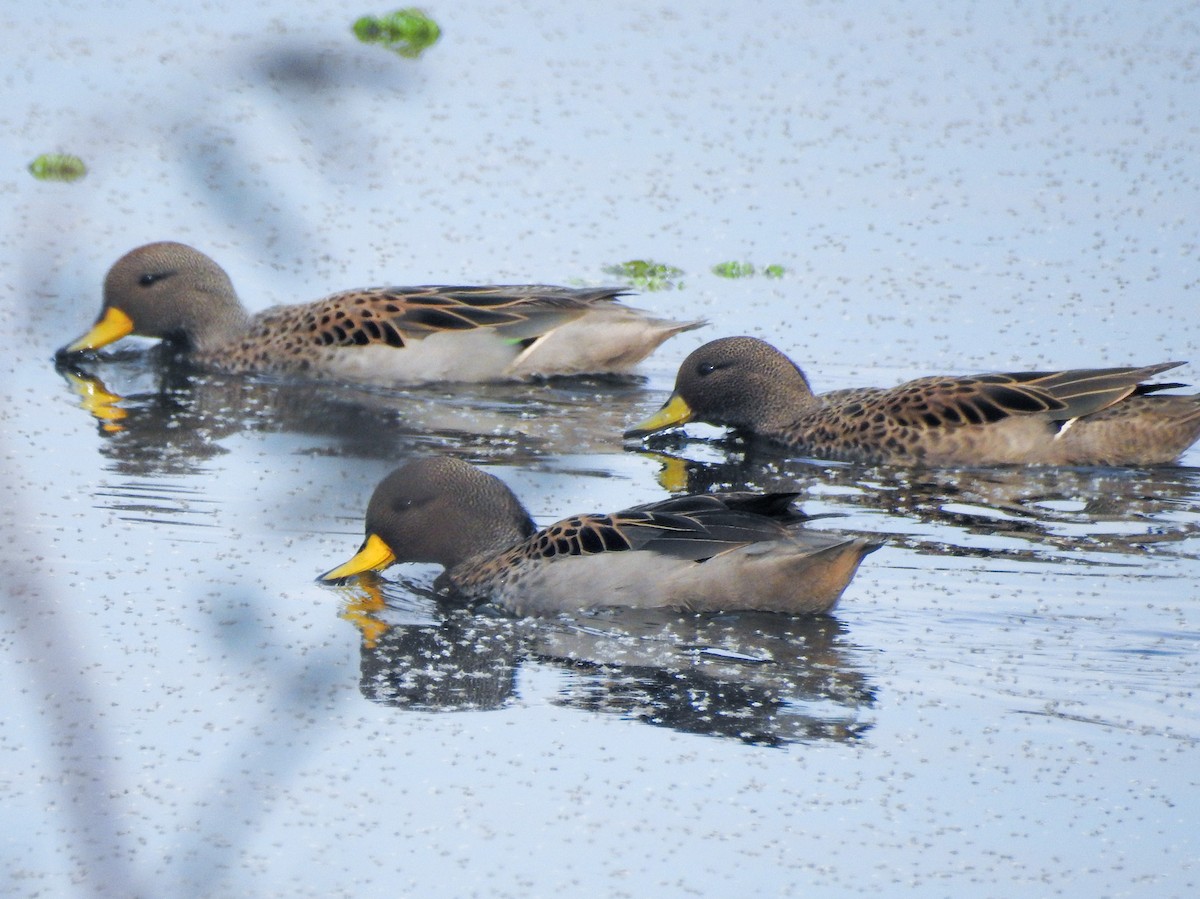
<box><xmin>624</xmin><ymin>393</ymin><xmax>694</xmax><ymax>438</ymax></box>
<box><xmin>63</xmin><ymin>306</ymin><xmax>135</xmax><ymax>354</ymax></box>
<box><xmin>318</xmin><ymin>532</ymin><xmax>397</xmax><ymax>583</ymax></box>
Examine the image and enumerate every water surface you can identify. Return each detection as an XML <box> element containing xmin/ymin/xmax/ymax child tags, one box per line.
<box><xmin>3</xmin><ymin>1</ymin><xmax>1199</xmax><ymax>896</ymax></box>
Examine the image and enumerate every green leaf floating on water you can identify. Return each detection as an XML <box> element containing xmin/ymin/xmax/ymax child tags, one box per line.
<box><xmin>353</xmin><ymin>9</ymin><xmax>441</xmax><ymax>58</ymax></box>
<box><xmin>28</xmin><ymin>154</ymin><xmax>87</xmax><ymax>182</ymax></box>
<box><xmin>603</xmin><ymin>260</ymin><xmax>685</xmax><ymax>292</ymax></box>
<box><xmin>763</xmin><ymin>264</ymin><xmax>786</xmax><ymax>278</ymax></box>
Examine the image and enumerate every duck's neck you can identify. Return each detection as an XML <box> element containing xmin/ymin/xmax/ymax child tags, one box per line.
<box><xmin>447</xmin><ymin>510</ymin><xmax>537</xmax><ymax>580</ymax></box>
<box><xmin>448</xmin><ymin>543</ymin><xmax>527</xmax><ymax>599</ymax></box>
<box><xmin>184</xmin><ymin>300</ymin><xmax>252</xmax><ymax>353</ymax></box>
<box><xmin>754</xmin><ymin>365</ymin><xmax>819</xmax><ymax>434</ymax></box>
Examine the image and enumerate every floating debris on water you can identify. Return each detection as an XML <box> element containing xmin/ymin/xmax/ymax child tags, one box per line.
<box><xmin>712</xmin><ymin>261</ymin><xmax>755</xmax><ymax>278</ymax></box>
<box><xmin>603</xmin><ymin>259</ymin><xmax>685</xmax><ymax>292</ymax></box>
<box><xmin>353</xmin><ymin>8</ymin><xmax>441</xmax><ymax>58</ymax></box>
<box><xmin>28</xmin><ymin>153</ymin><xmax>87</xmax><ymax>182</ymax></box>
<box><xmin>712</xmin><ymin>261</ymin><xmax>786</xmax><ymax>279</ymax></box>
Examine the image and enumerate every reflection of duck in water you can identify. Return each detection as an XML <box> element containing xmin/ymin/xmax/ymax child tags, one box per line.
<box><xmin>627</xmin><ymin>337</ymin><xmax>1200</xmax><ymax>466</ymax></box>
<box><xmin>637</xmin><ymin>446</ymin><xmax>1200</xmax><ymax>562</ymax></box>
<box><xmin>55</xmin><ymin>361</ymin><xmax>233</xmax><ymax>476</ymax></box>
<box><xmin>58</xmin><ymin>242</ymin><xmax>701</xmax><ymax>384</ymax></box>
<box><xmin>59</xmin><ymin>365</ymin><xmax>128</xmax><ymax>433</ymax></box>
<box><xmin>337</xmin><ymin>578</ymin><xmax>876</xmax><ymax>745</ymax></box>
<box><xmin>320</xmin><ymin>457</ymin><xmax>879</xmax><ymax>616</ymax></box>
<box><xmin>533</xmin><ymin>607</ymin><xmax>876</xmax><ymax>745</ymax></box>
<box><xmin>340</xmin><ymin>578</ymin><xmax>520</xmax><ymax>712</ymax></box>
<box><xmin>54</xmin><ymin>358</ymin><xmax>655</xmax><ymax>476</ymax></box>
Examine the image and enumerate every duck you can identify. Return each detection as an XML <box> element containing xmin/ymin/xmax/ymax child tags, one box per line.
<box><xmin>57</xmin><ymin>242</ymin><xmax>703</xmax><ymax>383</ymax></box>
<box><xmin>625</xmin><ymin>336</ymin><xmax>1200</xmax><ymax>466</ymax></box>
<box><xmin>318</xmin><ymin>456</ymin><xmax>879</xmax><ymax>616</ymax></box>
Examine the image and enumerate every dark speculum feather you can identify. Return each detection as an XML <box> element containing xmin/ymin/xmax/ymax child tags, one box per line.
<box><xmin>598</xmin><ymin>525</ymin><xmax>632</xmax><ymax>551</ymax></box>
<box><xmin>1134</xmin><ymin>382</ymin><xmax>1187</xmax><ymax>396</ymax></box>
<box><xmin>417</xmin><ymin>288</ymin><xmax>523</xmax><ymax>308</ymax></box>
<box><xmin>967</xmin><ymin>395</ymin><xmax>1009</xmax><ymax>423</ymax></box>
<box><xmin>402</xmin><ymin>307</ymin><xmax>489</xmax><ymax>331</ymax></box>
<box><xmin>984</xmin><ymin>384</ymin><xmax>1057</xmax><ymax>413</ymax></box>
<box><xmin>957</xmin><ymin>402</ymin><xmax>986</xmax><ymax>425</ymax></box>
<box><xmin>381</xmin><ymin>321</ymin><xmax>405</xmax><ymax>348</ymax></box>
<box><xmin>978</xmin><ymin>372</ymin><xmax>1040</xmax><ymax>384</ymax></box>
<box><xmin>404</xmin><ymin>305</ymin><xmax>524</xmax><ymax>331</ymax></box>
<box><xmin>577</xmin><ymin>527</ymin><xmax>607</xmax><ymax>554</ymax></box>
<box><xmin>714</xmin><ymin>492</ymin><xmax>803</xmax><ymax>519</ymax></box>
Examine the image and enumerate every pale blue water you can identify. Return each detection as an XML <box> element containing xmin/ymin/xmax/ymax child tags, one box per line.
<box><xmin>3</xmin><ymin>1</ymin><xmax>1199</xmax><ymax>896</ymax></box>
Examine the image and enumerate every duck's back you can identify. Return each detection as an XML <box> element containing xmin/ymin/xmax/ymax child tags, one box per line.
<box><xmin>201</xmin><ymin>286</ymin><xmax>699</xmax><ymax>384</ymax></box>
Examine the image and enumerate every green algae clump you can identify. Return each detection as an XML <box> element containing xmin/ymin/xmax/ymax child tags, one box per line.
<box><xmin>712</xmin><ymin>261</ymin><xmax>787</xmax><ymax>279</ymax></box>
<box><xmin>712</xmin><ymin>261</ymin><xmax>755</xmax><ymax>278</ymax></box>
<box><xmin>603</xmin><ymin>260</ymin><xmax>685</xmax><ymax>292</ymax></box>
<box><xmin>354</xmin><ymin>9</ymin><xmax>441</xmax><ymax>58</ymax></box>
<box><xmin>28</xmin><ymin>154</ymin><xmax>87</xmax><ymax>182</ymax></box>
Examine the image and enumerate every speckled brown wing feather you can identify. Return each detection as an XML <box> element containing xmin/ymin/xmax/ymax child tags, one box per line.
<box><xmin>873</xmin><ymin>363</ymin><xmax>1186</xmax><ymax>429</ymax></box>
<box><xmin>506</xmin><ymin>492</ymin><xmax>809</xmax><ymax>566</ymax></box>
<box><xmin>280</xmin><ymin>285</ymin><xmax>630</xmax><ymax>349</ymax></box>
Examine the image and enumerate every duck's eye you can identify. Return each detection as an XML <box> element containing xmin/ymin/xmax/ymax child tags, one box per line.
<box><xmin>391</xmin><ymin>495</ymin><xmax>428</xmax><ymax>513</ymax></box>
<box><xmin>138</xmin><ymin>271</ymin><xmax>169</xmax><ymax>287</ymax></box>
<box><xmin>697</xmin><ymin>361</ymin><xmax>719</xmax><ymax>377</ymax></box>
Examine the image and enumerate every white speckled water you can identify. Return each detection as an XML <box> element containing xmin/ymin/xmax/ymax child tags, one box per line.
<box><xmin>3</xmin><ymin>1</ymin><xmax>1199</xmax><ymax>896</ymax></box>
